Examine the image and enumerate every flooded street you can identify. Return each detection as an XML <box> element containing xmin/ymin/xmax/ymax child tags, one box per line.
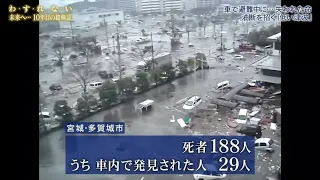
<box><xmin>40</xmin><ymin>63</ymin><xmax>281</xmax><ymax>180</ymax></box>
<box><xmin>40</xmin><ymin>13</ymin><xmax>281</xmax><ymax>180</ymax></box>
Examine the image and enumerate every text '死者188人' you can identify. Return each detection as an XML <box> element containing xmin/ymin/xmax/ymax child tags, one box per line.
<box><xmin>182</xmin><ymin>139</ymin><xmax>252</xmax><ymax>172</ymax></box>
<box><xmin>65</xmin><ymin>122</ymin><xmax>125</xmax><ymax>134</ymax></box>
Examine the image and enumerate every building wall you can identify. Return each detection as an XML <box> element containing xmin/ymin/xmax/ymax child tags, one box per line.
<box><xmin>196</xmin><ymin>0</ymin><xmax>218</xmax><ymax>8</ymax></box>
<box><xmin>273</xmin><ymin>41</ymin><xmax>281</xmax><ymax>56</ymax></box>
<box><xmin>261</xmin><ymin>69</ymin><xmax>281</xmax><ymax>77</ymax></box>
<box><xmin>163</xmin><ymin>0</ymin><xmax>182</xmax><ymax>12</ymax></box>
<box><xmin>138</xmin><ymin>0</ymin><xmax>163</xmax><ymax>13</ymax></box>
<box><xmin>60</xmin><ymin>9</ymin><xmax>124</xmax><ymax>29</ymax></box>
<box><xmin>119</xmin><ymin>0</ymin><xmax>137</xmax><ymax>12</ymax></box>
<box><xmin>184</xmin><ymin>0</ymin><xmax>197</xmax><ymax>10</ymax></box>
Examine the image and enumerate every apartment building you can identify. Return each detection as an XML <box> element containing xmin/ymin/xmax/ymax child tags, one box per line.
<box><xmin>163</xmin><ymin>0</ymin><xmax>183</xmax><ymax>12</ymax></box>
<box><xmin>137</xmin><ymin>0</ymin><xmax>163</xmax><ymax>13</ymax></box>
<box><xmin>119</xmin><ymin>0</ymin><xmax>137</xmax><ymax>12</ymax></box>
<box><xmin>196</xmin><ymin>0</ymin><xmax>218</xmax><ymax>8</ymax></box>
<box><xmin>137</xmin><ymin>0</ymin><xmax>182</xmax><ymax>13</ymax></box>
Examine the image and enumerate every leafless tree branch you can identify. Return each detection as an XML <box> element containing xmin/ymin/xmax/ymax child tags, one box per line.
<box><xmin>65</xmin><ymin>61</ymin><xmax>99</xmax><ymax>94</ymax></box>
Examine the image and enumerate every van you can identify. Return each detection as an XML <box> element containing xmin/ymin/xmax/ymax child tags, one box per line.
<box><xmin>237</xmin><ymin>125</ymin><xmax>262</xmax><ymax>138</ymax></box>
<box><xmin>89</xmin><ymin>82</ymin><xmax>102</xmax><ymax>88</ymax></box>
<box><xmin>236</xmin><ymin>109</ymin><xmax>248</xmax><ymax>124</ymax></box>
<box><xmin>217</xmin><ymin>81</ymin><xmax>230</xmax><ymax>90</ymax></box>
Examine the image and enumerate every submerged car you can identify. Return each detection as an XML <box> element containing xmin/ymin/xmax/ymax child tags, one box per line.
<box><xmin>234</xmin><ymin>54</ymin><xmax>245</xmax><ymax>60</ymax></box>
<box><xmin>183</xmin><ymin>96</ymin><xmax>202</xmax><ymax>110</ymax></box>
<box><xmin>237</xmin><ymin>125</ymin><xmax>262</xmax><ymax>138</ymax></box>
<box><xmin>193</xmin><ymin>164</ymin><xmax>226</xmax><ymax>180</ymax></box>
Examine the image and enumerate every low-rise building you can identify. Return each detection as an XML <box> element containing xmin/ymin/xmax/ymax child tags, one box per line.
<box><xmin>250</xmin><ymin>33</ymin><xmax>281</xmax><ymax>85</ymax></box>
<box><xmin>59</xmin><ymin>8</ymin><xmax>124</xmax><ymax>29</ymax></box>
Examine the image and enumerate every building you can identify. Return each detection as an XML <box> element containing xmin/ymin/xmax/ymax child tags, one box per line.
<box><xmin>137</xmin><ymin>0</ymin><xmax>182</xmax><ymax>14</ymax></box>
<box><xmin>137</xmin><ymin>0</ymin><xmax>163</xmax><ymax>13</ymax></box>
<box><xmin>119</xmin><ymin>0</ymin><xmax>137</xmax><ymax>12</ymax></box>
<box><xmin>196</xmin><ymin>0</ymin><xmax>218</xmax><ymax>9</ymax></box>
<box><xmin>163</xmin><ymin>0</ymin><xmax>183</xmax><ymax>12</ymax></box>
<box><xmin>40</xmin><ymin>21</ymin><xmax>60</xmax><ymax>33</ymax></box>
<box><xmin>183</xmin><ymin>0</ymin><xmax>197</xmax><ymax>10</ymax></box>
<box><xmin>60</xmin><ymin>8</ymin><xmax>124</xmax><ymax>29</ymax></box>
<box><xmin>96</xmin><ymin>0</ymin><xmax>119</xmax><ymax>9</ymax></box>
<box><xmin>250</xmin><ymin>33</ymin><xmax>281</xmax><ymax>85</ymax></box>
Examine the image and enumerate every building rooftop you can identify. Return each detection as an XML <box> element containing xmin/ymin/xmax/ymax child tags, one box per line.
<box><xmin>267</xmin><ymin>33</ymin><xmax>281</xmax><ymax>41</ymax></box>
<box><xmin>250</xmin><ymin>55</ymin><xmax>281</xmax><ymax>71</ymax></box>
<box><xmin>254</xmin><ymin>71</ymin><xmax>281</xmax><ymax>84</ymax></box>
<box><xmin>77</xmin><ymin>9</ymin><xmax>122</xmax><ymax>15</ymax></box>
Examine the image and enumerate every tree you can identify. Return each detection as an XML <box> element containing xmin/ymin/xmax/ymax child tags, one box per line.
<box><xmin>53</xmin><ymin>100</ymin><xmax>73</xmax><ymax>123</ymax></box>
<box><xmin>76</xmin><ymin>94</ymin><xmax>99</xmax><ymax>115</ymax></box>
<box><xmin>99</xmin><ymin>81</ymin><xmax>118</xmax><ymax>107</ymax></box>
<box><xmin>150</xmin><ymin>70</ymin><xmax>162</xmax><ymax>85</ymax></box>
<box><xmin>116</xmin><ymin>77</ymin><xmax>136</xmax><ymax>101</ymax></box>
<box><xmin>66</xmin><ymin>61</ymin><xmax>98</xmax><ymax>96</ymax></box>
<box><xmin>141</xmin><ymin>29</ymin><xmax>146</xmax><ymax>36</ymax></box>
<box><xmin>135</xmin><ymin>72</ymin><xmax>150</xmax><ymax>92</ymax></box>
<box><xmin>129</xmin><ymin>44</ymin><xmax>164</xmax><ymax>71</ymax></box>
<box><xmin>52</xmin><ymin>44</ymin><xmax>65</xmax><ymax>76</ymax></box>
<box><xmin>176</xmin><ymin>60</ymin><xmax>189</xmax><ymax>75</ymax></box>
<box><xmin>248</xmin><ymin>25</ymin><xmax>281</xmax><ymax>46</ymax></box>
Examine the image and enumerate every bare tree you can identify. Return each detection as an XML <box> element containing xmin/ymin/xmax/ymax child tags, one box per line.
<box><xmin>66</xmin><ymin>61</ymin><xmax>99</xmax><ymax>96</ymax></box>
<box><xmin>129</xmin><ymin>43</ymin><xmax>164</xmax><ymax>61</ymax></box>
<box><xmin>52</xmin><ymin>45</ymin><xmax>66</xmax><ymax>76</ymax></box>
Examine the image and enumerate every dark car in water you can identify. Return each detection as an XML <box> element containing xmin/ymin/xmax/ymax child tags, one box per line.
<box><xmin>237</xmin><ymin>125</ymin><xmax>262</xmax><ymax>138</ymax></box>
<box><xmin>49</xmin><ymin>83</ymin><xmax>62</xmax><ymax>91</ymax></box>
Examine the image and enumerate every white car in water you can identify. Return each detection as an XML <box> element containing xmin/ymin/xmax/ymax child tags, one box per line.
<box><xmin>193</xmin><ymin>164</ymin><xmax>227</xmax><ymax>180</ymax></box>
<box><xmin>234</xmin><ymin>54</ymin><xmax>245</xmax><ymax>60</ymax></box>
<box><xmin>183</xmin><ymin>96</ymin><xmax>202</xmax><ymax>110</ymax></box>
<box><xmin>226</xmin><ymin>48</ymin><xmax>235</xmax><ymax>54</ymax></box>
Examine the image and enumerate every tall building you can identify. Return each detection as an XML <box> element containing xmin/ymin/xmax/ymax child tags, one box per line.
<box><xmin>137</xmin><ymin>0</ymin><xmax>163</xmax><ymax>13</ymax></box>
<box><xmin>137</xmin><ymin>0</ymin><xmax>182</xmax><ymax>14</ymax></box>
<box><xmin>250</xmin><ymin>33</ymin><xmax>281</xmax><ymax>85</ymax></box>
<box><xmin>96</xmin><ymin>0</ymin><xmax>119</xmax><ymax>9</ymax></box>
<box><xmin>119</xmin><ymin>0</ymin><xmax>137</xmax><ymax>12</ymax></box>
<box><xmin>163</xmin><ymin>0</ymin><xmax>182</xmax><ymax>12</ymax></box>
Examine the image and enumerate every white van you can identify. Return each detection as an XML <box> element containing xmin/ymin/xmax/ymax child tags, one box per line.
<box><xmin>235</xmin><ymin>109</ymin><xmax>248</xmax><ymax>124</ymax></box>
<box><xmin>217</xmin><ymin>81</ymin><xmax>231</xmax><ymax>90</ymax></box>
<box><xmin>89</xmin><ymin>81</ymin><xmax>102</xmax><ymax>88</ymax></box>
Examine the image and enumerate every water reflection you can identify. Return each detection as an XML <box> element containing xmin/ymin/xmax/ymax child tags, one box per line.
<box><xmin>39</xmin><ymin>138</ymin><xmax>53</xmax><ymax>165</ymax></box>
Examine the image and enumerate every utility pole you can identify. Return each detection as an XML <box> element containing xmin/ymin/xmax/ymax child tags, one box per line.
<box><xmin>69</xmin><ymin>21</ymin><xmax>74</xmax><ymax>42</ymax></box>
<box><xmin>151</xmin><ymin>32</ymin><xmax>155</xmax><ymax>70</ymax></box>
<box><xmin>220</xmin><ymin>23</ymin><xmax>223</xmax><ymax>55</ymax></box>
<box><xmin>116</xmin><ymin>26</ymin><xmax>122</xmax><ymax>79</ymax></box>
<box><xmin>103</xmin><ymin>17</ymin><xmax>110</xmax><ymax>51</ymax></box>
